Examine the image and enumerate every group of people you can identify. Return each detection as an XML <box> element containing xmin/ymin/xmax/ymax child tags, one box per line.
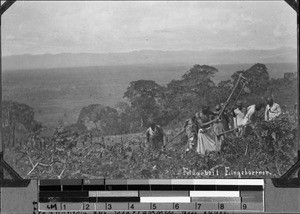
<box><xmin>146</xmin><ymin>97</ymin><xmax>282</xmax><ymax>156</ymax></box>
<box><xmin>233</xmin><ymin>98</ymin><xmax>282</xmax><ymax>128</ymax></box>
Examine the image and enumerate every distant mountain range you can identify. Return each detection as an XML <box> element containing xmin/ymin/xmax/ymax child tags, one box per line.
<box><xmin>3</xmin><ymin>47</ymin><xmax>297</xmax><ymax>71</ymax></box>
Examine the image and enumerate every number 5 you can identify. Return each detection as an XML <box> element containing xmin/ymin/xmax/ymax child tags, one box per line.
<box><xmin>152</xmin><ymin>204</ymin><xmax>157</xmax><ymax>209</ymax></box>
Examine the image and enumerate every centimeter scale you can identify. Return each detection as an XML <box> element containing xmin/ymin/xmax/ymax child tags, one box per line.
<box><xmin>37</xmin><ymin>179</ymin><xmax>264</xmax><ymax>213</ymax></box>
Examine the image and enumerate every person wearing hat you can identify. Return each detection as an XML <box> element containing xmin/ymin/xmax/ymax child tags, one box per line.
<box><xmin>265</xmin><ymin>98</ymin><xmax>282</xmax><ymax>121</ymax></box>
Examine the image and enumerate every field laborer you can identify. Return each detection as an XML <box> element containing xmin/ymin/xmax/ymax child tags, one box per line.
<box><xmin>265</xmin><ymin>98</ymin><xmax>282</xmax><ymax>121</ymax></box>
<box><xmin>211</xmin><ymin>104</ymin><xmax>226</xmax><ymax>148</ymax></box>
<box><xmin>233</xmin><ymin>101</ymin><xmax>245</xmax><ymax>126</ymax></box>
<box><xmin>146</xmin><ymin>123</ymin><xmax>168</xmax><ymax>151</ymax></box>
<box><xmin>243</xmin><ymin>103</ymin><xmax>265</xmax><ymax>126</ymax></box>
<box><xmin>196</xmin><ymin>106</ymin><xmax>219</xmax><ymax>155</ymax></box>
<box><xmin>215</xmin><ymin>104</ymin><xmax>230</xmax><ymax>131</ymax></box>
<box><xmin>232</xmin><ymin>100</ymin><xmax>245</xmax><ymax>136</ymax></box>
<box><xmin>183</xmin><ymin>115</ymin><xmax>199</xmax><ymax>154</ymax></box>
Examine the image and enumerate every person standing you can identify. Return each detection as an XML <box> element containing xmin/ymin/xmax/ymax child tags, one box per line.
<box><xmin>196</xmin><ymin>107</ymin><xmax>218</xmax><ymax>155</ymax></box>
<box><xmin>265</xmin><ymin>98</ymin><xmax>282</xmax><ymax>121</ymax></box>
<box><xmin>232</xmin><ymin>101</ymin><xmax>245</xmax><ymax>136</ymax></box>
<box><xmin>183</xmin><ymin>115</ymin><xmax>199</xmax><ymax>154</ymax></box>
<box><xmin>215</xmin><ymin>104</ymin><xmax>230</xmax><ymax>131</ymax></box>
<box><xmin>211</xmin><ymin>104</ymin><xmax>226</xmax><ymax>150</ymax></box>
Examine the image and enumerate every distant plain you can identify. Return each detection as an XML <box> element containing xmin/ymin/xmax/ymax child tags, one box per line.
<box><xmin>3</xmin><ymin>62</ymin><xmax>297</xmax><ymax>127</ymax></box>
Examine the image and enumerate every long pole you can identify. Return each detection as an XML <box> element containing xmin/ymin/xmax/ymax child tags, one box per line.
<box><xmin>166</xmin><ymin>129</ymin><xmax>184</xmax><ymax>145</ymax></box>
<box><xmin>217</xmin><ymin>126</ymin><xmax>240</xmax><ymax>136</ymax></box>
<box><xmin>229</xmin><ymin>81</ymin><xmax>246</xmax><ymax>111</ymax></box>
<box><xmin>217</xmin><ymin>73</ymin><xmax>242</xmax><ymax>119</ymax></box>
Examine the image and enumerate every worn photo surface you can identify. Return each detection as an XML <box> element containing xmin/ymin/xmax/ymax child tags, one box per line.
<box><xmin>2</xmin><ymin>1</ymin><xmax>298</xmax><ymax>179</ymax></box>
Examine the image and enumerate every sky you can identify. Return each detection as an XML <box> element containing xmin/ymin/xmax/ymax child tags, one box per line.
<box><xmin>1</xmin><ymin>1</ymin><xmax>297</xmax><ymax>56</ymax></box>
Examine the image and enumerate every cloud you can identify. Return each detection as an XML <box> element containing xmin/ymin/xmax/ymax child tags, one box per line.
<box><xmin>1</xmin><ymin>1</ymin><xmax>297</xmax><ymax>56</ymax></box>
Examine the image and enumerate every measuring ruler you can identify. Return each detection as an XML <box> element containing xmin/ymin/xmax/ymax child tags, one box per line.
<box><xmin>1</xmin><ymin>178</ymin><xmax>300</xmax><ymax>213</ymax></box>
<box><xmin>38</xmin><ymin>179</ymin><xmax>264</xmax><ymax>212</ymax></box>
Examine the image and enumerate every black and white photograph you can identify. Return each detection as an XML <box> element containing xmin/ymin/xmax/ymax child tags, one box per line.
<box><xmin>1</xmin><ymin>1</ymin><xmax>298</xmax><ymax>179</ymax></box>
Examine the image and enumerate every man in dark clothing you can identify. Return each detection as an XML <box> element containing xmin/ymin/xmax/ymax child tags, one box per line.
<box><xmin>214</xmin><ymin>104</ymin><xmax>230</xmax><ymax>131</ymax></box>
<box><xmin>183</xmin><ymin>115</ymin><xmax>199</xmax><ymax>154</ymax></box>
<box><xmin>146</xmin><ymin>123</ymin><xmax>168</xmax><ymax>151</ymax></box>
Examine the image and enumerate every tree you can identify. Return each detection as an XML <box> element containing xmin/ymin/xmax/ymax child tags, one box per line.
<box><xmin>123</xmin><ymin>80</ymin><xmax>164</xmax><ymax>127</ymax></box>
<box><xmin>215</xmin><ymin>80</ymin><xmax>233</xmax><ymax>104</ymax></box>
<box><xmin>2</xmin><ymin>101</ymin><xmax>41</xmax><ymax>149</ymax></box>
<box><xmin>231</xmin><ymin>63</ymin><xmax>269</xmax><ymax>96</ymax></box>
<box><xmin>182</xmin><ymin>64</ymin><xmax>217</xmax><ymax>83</ymax></box>
<box><xmin>165</xmin><ymin>65</ymin><xmax>219</xmax><ymax>118</ymax></box>
<box><xmin>266</xmin><ymin>73</ymin><xmax>297</xmax><ymax>112</ymax></box>
<box><xmin>77</xmin><ymin>104</ymin><xmax>121</xmax><ymax>136</ymax></box>
<box><xmin>115</xmin><ymin>102</ymin><xmax>139</xmax><ymax>134</ymax></box>
<box><xmin>115</xmin><ymin>102</ymin><xmax>131</xmax><ymax>114</ymax></box>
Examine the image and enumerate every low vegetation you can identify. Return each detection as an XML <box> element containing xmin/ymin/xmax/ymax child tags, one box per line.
<box><xmin>4</xmin><ymin>114</ymin><xmax>297</xmax><ymax>179</ymax></box>
<box><xmin>3</xmin><ymin>63</ymin><xmax>298</xmax><ymax>178</ymax></box>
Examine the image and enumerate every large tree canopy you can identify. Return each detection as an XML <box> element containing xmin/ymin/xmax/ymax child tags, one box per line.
<box><xmin>124</xmin><ymin>80</ymin><xmax>164</xmax><ymax>102</ymax></box>
<box><xmin>165</xmin><ymin>65</ymin><xmax>219</xmax><ymax>117</ymax></box>
<box><xmin>182</xmin><ymin>64</ymin><xmax>218</xmax><ymax>84</ymax></box>
<box><xmin>77</xmin><ymin>104</ymin><xmax>121</xmax><ymax>135</ymax></box>
<box><xmin>123</xmin><ymin>80</ymin><xmax>165</xmax><ymax>126</ymax></box>
<box><xmin>231</xmin><ymin>63</ymin><xmax>269</xmax><ymax>96</ymax></box>
<box><xmin>2</xmin><ymin>101</ymin><xmax>40</xmax><ymax>131</ymax></box>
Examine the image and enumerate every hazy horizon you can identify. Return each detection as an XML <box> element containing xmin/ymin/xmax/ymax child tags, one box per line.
<box><xmin>2</xmin><ymin>1</ymin><xmax>297</xmax><ymax>56</ymax></box>
<box><xmin>2</xmin><ymin>46</ymin><xmax>296</xmax><ymax>57</ymax></box>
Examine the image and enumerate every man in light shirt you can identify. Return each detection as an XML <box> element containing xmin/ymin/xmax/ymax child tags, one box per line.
<box><xmin>265</xmin><ymin>98</ymin><xmax>282</xmax><ymax>121</ymax></box>
<box><xmin>233</xmin><ymin>101</ymin><xmax>245</xmax><ymax>128</ymax></box>
<box><xmin>232</xmin><ymin>101</ymin><xmax>245</xmax><ymax>136</ymax></box>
